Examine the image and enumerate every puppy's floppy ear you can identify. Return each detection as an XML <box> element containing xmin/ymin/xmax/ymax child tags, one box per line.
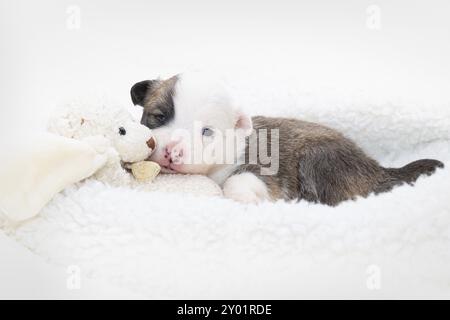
<box><xmin>235</xmin><ymin>110</ymin><xmax>253</xmax><ymax>137</ymax></box>
<box><xmin>130</xmin><ymin>80</ymin><xmax>156</xmax><ymax>106</ymax></box>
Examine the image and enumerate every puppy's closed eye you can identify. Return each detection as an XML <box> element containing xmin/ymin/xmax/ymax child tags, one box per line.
<box><xmin>153</xmin><ymin>114</ymin><xmax>166</xmax><ymax>122</ymax></box>
<box><xmin>141</xmin><ymin>111</ymin><xmax>169</xmax><ymax>129</ymax></box>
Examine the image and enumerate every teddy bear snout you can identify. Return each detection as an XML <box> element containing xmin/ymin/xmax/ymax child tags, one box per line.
<box><xmin>147</xmin><ymin>136</ymin><xmax>156</xmax><ymax>151</ymax></box>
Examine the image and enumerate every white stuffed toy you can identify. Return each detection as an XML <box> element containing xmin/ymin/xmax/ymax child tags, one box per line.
<box><xmin>48</xmin><ymin>100</ymin><xmax>157</xmax><ymax>187</ymax></box>
<box><xmin>0</xmin><ymin>132</ymin><xmax>109</xmax><ymax>223</ymax></box>
<box><xmin>48</xmin><ymin>100</ymin><xmax>223</xmax><ymax>196</ymax></box>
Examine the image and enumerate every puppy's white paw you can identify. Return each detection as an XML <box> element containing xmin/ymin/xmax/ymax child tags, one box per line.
<box><xmin>223</xmin><ymin>172</ymin><xmax>270</xmax><ymax>204</ymax></box>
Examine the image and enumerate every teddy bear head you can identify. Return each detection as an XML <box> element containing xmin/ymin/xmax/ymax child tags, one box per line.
<box><xmin>48</xmin><ymin>100</ymin><xmax>156</xmax><ymax>163</ymax></box>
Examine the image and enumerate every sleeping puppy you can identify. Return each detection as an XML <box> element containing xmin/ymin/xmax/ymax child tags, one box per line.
<box><xmin>130</xmin><ymin>72</ymin><xmax>444</xmax><ymax>205</ymax></box>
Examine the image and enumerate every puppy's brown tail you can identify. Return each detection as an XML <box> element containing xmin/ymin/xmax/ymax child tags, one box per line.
<box><xmin>375</xmin><ymin>159</ymin><xmax>444</xmax><ymax>194</ymax></box>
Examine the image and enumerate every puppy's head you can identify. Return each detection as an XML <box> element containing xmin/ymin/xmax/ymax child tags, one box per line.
<box><xmin>131</xmin><ymin>72</ymin><xmax>253</xmax><ymax>174</ymax></box>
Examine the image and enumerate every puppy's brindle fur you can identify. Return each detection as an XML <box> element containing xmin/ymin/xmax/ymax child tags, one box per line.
<box><xmin>131</xmin><ymin>77</ymin><xmax>444</xmax><ymax>206</ymax></box>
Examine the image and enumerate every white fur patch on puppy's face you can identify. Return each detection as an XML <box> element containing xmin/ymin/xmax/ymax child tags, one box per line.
<box><xmin>142</xmin><ymin>72</ymin><xmax>253</xmax><ymax>175</ymax></box>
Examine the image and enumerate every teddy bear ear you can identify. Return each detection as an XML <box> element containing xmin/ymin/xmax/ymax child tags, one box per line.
<box><xmin>130</xmin><ymin>80</ymin><xmax>157</xmax><ymax>106</ymax></box>
<box><xmin>48</xmin><ymin>110</ymin><xmax>85</xmax><ymax>139</ymax></box>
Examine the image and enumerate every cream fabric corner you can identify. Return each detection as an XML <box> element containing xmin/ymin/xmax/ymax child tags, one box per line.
<box><xmin>0</xmin><ymin>133</ymin><xmax>106</xmax><ymax>223</ymax></box>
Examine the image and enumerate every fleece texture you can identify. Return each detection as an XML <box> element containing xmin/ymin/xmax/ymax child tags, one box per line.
<box><xmin>3</xmin><ymin>81</ymin><xmax>450</xmax><ymax>299</ymax></box>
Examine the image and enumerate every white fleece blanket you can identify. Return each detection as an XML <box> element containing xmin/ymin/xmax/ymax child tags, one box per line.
<box><xmin>3</xmin><ymin>82</ymin><xmax>450</xmax><ymax>299</ymax></box>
